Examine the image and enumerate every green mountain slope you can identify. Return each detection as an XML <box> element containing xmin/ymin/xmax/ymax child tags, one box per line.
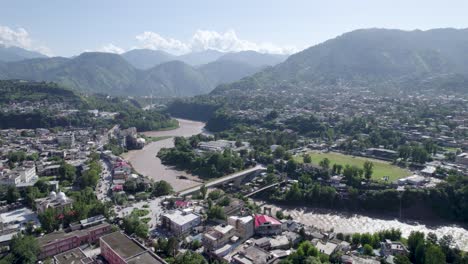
<box><xmin>121</xmin><ymin>49</ymin><xmax>176</xmax><ymax>69</ymax></box>
<box><xmin>212</xmin><ymin>28</ymin><xmax>468</xmax><ymax>95</ymax></box>
<box><xmin>0</xmin><ymin>44</ymin><xmax>47</xmax><ymax>62</ymax></box>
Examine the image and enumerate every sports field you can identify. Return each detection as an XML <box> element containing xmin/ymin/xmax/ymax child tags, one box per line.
<box><xmin>295</xmin><ymin>151</ymin><xmax>411</xmax><ymax>182</ymax></box>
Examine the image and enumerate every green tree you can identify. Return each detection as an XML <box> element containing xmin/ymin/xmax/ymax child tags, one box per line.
<box><xmin>38</xmin><ymin>208</ymin><xmax>60</xmax><ymax>233</ymax></box>
<box><xmin>351</xmin><ymin>233</ymin><xmax>361</xmax><ymax>246</ymax></box>
<box><xmin>319</xmin><ymin>158</ymin><xmax>330</xmax><ymax>170</ymax></box>
<box><xmin>153</xmin><ymin>180</ymin><xmax>173</xmax><ymax>197</ymax></box>
<box><xmin>8</xmin><ymin>233</ymin><xmax>40</xmax><ymax>264</ymax></box>
<box><xmin>199</xmin><ymin>185</ymin><xmax>207</xmax><ymax>199</ymax></box>
<box><xmin>424</xmin><ymin>244</ymin><xmax>445</xmax><ymax>264</ymax></box>
<box><xmin>408</xmin><ymin>231</ymin><xmax>425</xmax><ymax>263</ymax></box>
<box><xmin>363</xmin><ymin>161</ymin><xmax>374</xmax><ymax>180</ymax></box>
<box><xmin>363</xmin><ymin>244</ymin><xmax>373</xmax><ymax>255</ymax></box>
<box><xmin>394</xmin><ymin>255</ymin><xmax>411</xmax><ymax>264</ymax></box>
<box><xmin>58</xmin><ymin>162</ymin><xmax>77</xmax><ymax>182</ymax></box>
<box><xmin>303</xmin><ymin>154</ymin><xmax>312</xmax><ymax>163</ymax></box>
<box><xmin>6</xmin><ymin>185</ymin><xmax>20</xmax><ymax>204</ymax></box>
<box><xmin>173</xmin><ymin>251</ymin><xmax>207</xmax><ymax>264</ymax></box>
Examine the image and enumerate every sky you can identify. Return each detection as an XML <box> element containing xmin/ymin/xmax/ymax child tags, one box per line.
<box><xmin>1</xmin><ymin>0</ymin><xmax>468</xmax><ymax>57</ymax></box>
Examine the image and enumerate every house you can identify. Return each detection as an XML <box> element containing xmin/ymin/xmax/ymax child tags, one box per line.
<box><xmin>161</xmin><ymin>209</ymin><xmax>201</xmax><ymax>237</ymax></box>
<box><xmin>57</xmin><ymin>132</ymin><xmax>75</xmax><ymax>147</ymax></box>
<box><xmin>397</xmin><ymin>175</ymin><xmax>427</xmax><ymax>187</ymax></box>
<box><xmin>232</xmin><ymin>245</ymin><xmax>276</xmax><ymax>264</ymax></box>
<box><xmin>455</xmin><ymin>153</ymin><xmax>468</xmax><ymax>166</ymax></box>
<box><xmin>203</xmin><ymin>224</ymin><xmax>236</xmax><ymax>253</ymax></box>
<box><xmin>254</xmin><ymin>214</ymin><xmax>282</xmax><ymax>236</ymax></box>
<box><xmin>100</xmin><ymin>232</ymin><xmax>167</xmax><ymax>264</ymax></box>
<box><xmin>380</xmin><ymin>239</ymin><xmax>409</xmax><ymax>257</ymax></box>
<box><xmin>366</xmin><ymin>148</ymin><xmax>398</xmax><ymax>160</ymax></box>
<box><xmin>421</xmin><ymin>166</ymin><xmax>436</xmax><ymax>176</ymax></box>
<box><xmin>228</xmin><ymin>215</ymin><xmax>254</xmax><ymax>240</ymax></box>
<box><xmin>314</xmin><ymin>240</ymin><xmax>339</xmax><ymax>256</ymax></box>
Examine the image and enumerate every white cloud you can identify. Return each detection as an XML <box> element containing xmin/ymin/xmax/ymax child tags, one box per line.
<box><xmin>99</xmin><ymin>43</ymin><xmax>125</xmax><ymax>54</ymax></box>
<box><xmin>0</xmin><ymin>25</ymin><xmax>52</xmax><ymax>56</ymax></box>
<box><xmin>135</xmin><ymin>29</ymin><xmax>298</xmax><ymax>55</ymax></box>
<box><xmin>135</xmin><ymin>31</ymin><xmax>190</xmax><ymax>55</ymax></box>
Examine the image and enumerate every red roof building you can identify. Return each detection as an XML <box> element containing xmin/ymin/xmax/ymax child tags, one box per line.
<box><xmin>254</xmin><ymin>215</ymin><xmax>282</xmax><ymax>236</ymax></box>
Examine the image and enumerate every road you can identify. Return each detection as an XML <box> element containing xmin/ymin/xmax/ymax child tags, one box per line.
<box><xmin>178</xmin><ymin>164</ymin><xmax>266</xmax><ymax>196</ymax></box>
<box><xmin>96</xmin><ymin>160</ymin><xmax>112</xmax><ymax>202</ymax></box>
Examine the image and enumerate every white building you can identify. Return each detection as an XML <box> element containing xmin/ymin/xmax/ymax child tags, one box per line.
<box><xmin>0</xmin><ymin>162</ymin><xmax>37</xmax><ymax>186</ymax></box>
<box><xmin>161</xmin><ymin>209</ymin><xmax>201</xmax><ymax>237</ymax></box>
<box><xmin>228</xmin><ymin>215</ymin><xmax>254</xmax><ymax>239</ymax></box>
<box><xmin>57</xmin><ymin>132</ymin><xmax>75</xmax><ymax>147</ymax></box>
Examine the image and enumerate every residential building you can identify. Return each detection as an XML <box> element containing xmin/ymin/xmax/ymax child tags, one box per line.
<box><xmin>228</xmin><ymin>215</ymin><xmax>254</xmax><ymax>239</ymax></box>
<box><xmin>232</xmin><ymin>245</ymin><xmax>276</xmax><ymax>264</ymax></box>
<box><xmin>380</xmin><ymin>239</ymin><xmax>409</xmax><ymax>257</ymax></box>
<box><xmin>254</xmin><ymin>214</ymin><xmax>282</xmax><ymax>236</ymax></box>
<box><xmin>57</xmin><ymin>132</ymin><xmax>75</xmax><ymax>147</ymax></box>
<box><xmin>202</xmin><ymin>224</ymin><xmax>236</xmax><ymax>253</ymax></box>
<box><xmin>456</xmin><ymin>153</ymin><xmax>468</xmax><ymax>166</ymax></box>
<box><xmin>161</xmin><ymin>209</ymin><xmax>201</xmax><ymax>237</ymax></box>
<box><xmin>100</xmin><ymin>232</ymin><xmax>166</xmax><ymax>264</ymax></box>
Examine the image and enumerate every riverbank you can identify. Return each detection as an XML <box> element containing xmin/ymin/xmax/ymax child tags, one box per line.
<box><xmin>122</xmin><ymin>119</ymin><xmax>207</xmax><ymax>192</ymax></box>
<box><xmin>257</xmin><ymin>201</ymin><xmax>468</xmax><ymax>251</ymax></box>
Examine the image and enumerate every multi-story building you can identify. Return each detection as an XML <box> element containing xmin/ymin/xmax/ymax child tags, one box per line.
<box><xmin>100</xmin><ymin>232</ymin><xmax>166</xmax><ymax>264</ymax></box>
<box><xmin>0</xmin><ymin>161</ymin><xmax>37</xmax><ymax>186</ymax></box>
<box><xmin>57</xmin><ymin>132</ymin><xmax>75</xmax><ymax>147</ymax></box>
<box><xmin>228</xmin><ymin>215</ymin><xmax>254</xmax><ymax>240</ymax></box>
<box><xmin>161</xmin><ymin>210</ymin><xmax>201</xmax><ymax>237</ymax></box>
<box><xmin>254</xmin><ymin>215</ymin><xmax>282</xmax><ymax>236</ymax></box>
<box><xmin>38</xmin><ymin>222</ymin><xmax>111</xmax><ymax>259</ymax></box>
<box><xmin>202</xmin><ymin>224</ymin><xmax>236</xmax><ymax>253</ymax></box>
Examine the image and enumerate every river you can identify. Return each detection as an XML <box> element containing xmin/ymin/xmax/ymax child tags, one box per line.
<box><xmin>123</xmin><ymin>118</ymin><xmax>468</xmax><ymax>250</ymax></box>
<box><xmin>122</xmin><ymin>118</ymin><xmax>207</xmax><ymax>192</ymax></box>
<box><xmin>259</xmin><ymin>202</ymin><xmax>468</xmax><ymax>251</ymax></box>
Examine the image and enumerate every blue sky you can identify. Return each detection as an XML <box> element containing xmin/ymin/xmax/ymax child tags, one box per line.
<box><xmin>1</xmin><ymin>0</ymin><xmax>468</xmax><ymax>56</ymax></box>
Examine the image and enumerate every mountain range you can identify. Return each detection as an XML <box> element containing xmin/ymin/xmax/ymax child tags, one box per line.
<box><xmin>0</xmin><ymin>49</ymin><xmax>287</xmax><ymax>96</ymax></box>
<box><xmin>0</xmin><ymin>44</ymin><xmax>47</xmax><ymax>62</ymax></box>
<box><xmin>213</xmin><ymin>28</ymin><xmax>468</xmax><ymax>95</ymax></box>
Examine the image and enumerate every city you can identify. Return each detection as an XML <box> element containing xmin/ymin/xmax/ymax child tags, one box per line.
<box><xmin>0</xmin><ymin>1</ymin><xmax>468</xmax><ymax>264</ymax></box>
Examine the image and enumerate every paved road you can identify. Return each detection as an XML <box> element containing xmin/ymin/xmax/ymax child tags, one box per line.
<box><xmin>178</xmin><ymin>164</ymin><xmax>266</xmax><ymax>196</ymax></box>
<box><xmin>96</xmin><ymin>160</ymin><xmax>112</xmax><ymax>202</ymax></box>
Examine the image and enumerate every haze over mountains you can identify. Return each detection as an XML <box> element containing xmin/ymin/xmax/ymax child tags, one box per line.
<box><xmin>213</xmin><ymin>28</ymin><xmax>468</xmax><ymax>95</ymax></box>
<box><xmin>0</xmin><ymin>47</ymin><xmax>287</xmax><ymax>96</ymax></box>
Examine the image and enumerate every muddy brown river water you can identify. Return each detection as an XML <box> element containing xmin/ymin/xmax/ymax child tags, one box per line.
<box><xmin>123</xmin><ymin>118</ymin><xmax>468</xmax><ymax>250</ymax></box>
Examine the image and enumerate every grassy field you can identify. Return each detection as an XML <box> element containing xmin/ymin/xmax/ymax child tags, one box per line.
<box><xmin>295</xmin><ymin>151</ymin><xmax>411</xmax><ymax>182</ymax></box>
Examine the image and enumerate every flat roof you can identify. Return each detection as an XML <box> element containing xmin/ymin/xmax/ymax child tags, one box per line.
<box><xmin>38</xmin><ymin>223</ymin><xmax>110</xmax><ymax>245</ymax></box>
<box><xmin>100</xmin><ymin>232</ymin><xmax>146</xmax><ymax>259</ymax></box>
<box><xmin>163</xmin><ymin>210</ymin><xmax>199</xmax><ymax>226</ymax></box>
<box><xmin>54</xmin><ymin>247</ymin><xmax>92</xmax><ymax>264</ymax></box>
<box><xmin>126</xmin><ymin>251</ymin><xmax>166</xmax><ymax>264</ymax></box>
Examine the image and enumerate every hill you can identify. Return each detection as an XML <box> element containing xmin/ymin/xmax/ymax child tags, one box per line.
<box><xmin>0</xmin><ymin>51</ymin><xmax>270</xmax><ymax>96</ymax></box>
<box><xmin>0</xmin><ymin>44</ymin><xmax>47</xmax><ymax>62</ymax></box>
<box><xmin>177</xmin><ymin>49</ymin><xmax>225</xmax><ymax>65</ymax></box>
<box><xmin>212</xmin><ymin>28</ymin><xmax>468</xmax><ymax>95</ymax></box>
<box><xmin>121</xmin><ymin>49</ymin><xmax>176</xmax><ymax>69</ymax></box>
<box><xmin>217</xmin><ymin>50</ymin><xmax>287</xmax><ymax>67</ymax></box>
<box><xmin>137</xmin><ymin>61</ymin><xmax>211</xmax><ymax>96</ymax></box>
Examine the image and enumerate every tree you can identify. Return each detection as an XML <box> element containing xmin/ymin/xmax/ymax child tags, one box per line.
<box><xmin>8</xmin><ymin>233</ymin><xmax>40</xmax><ymax>264</ymax></box>
<box><xmin>267</xmin><ymin>164</ymin><xmax>275</xmax><ymax>173</ymax></box>
<box><xmin>153</xmin><ymin>180</ymin><xmax>173</xmax><ymax>197</ymax></box>
<box><xmin>167</xmin><ymin>237</ymin><xmax>179</xmax><ymax>257</ymax></box>
<box><xmin>394</xmin><ymin>255</ymin><xmax>411</xmax><ymax>264</ymax></box>
<box><xmin>173</xmin><ymin>251</ymin><xmax>207</xmax><ymax>264</ymax></box>
<box><xmin>58</xmin><ymin>162</ymin><xmax>77</xmax><ymax>182</ymax></box>
<box><xmin>123</xmin><ymin>180</ymin><xmax>137</xmax><ymax>193</ymax></box>
<box><xmin>199</xmin><ymin>185</ymin><xmax>207</xmax><ymax>199</ymax></box>
<box><xmin>408</xmin><ymin>231</ymin><xmax>425</xmax><ymax>262</ymax></box>
<box><xmin>426</xmin><ymin>232</ymin><xmax>438</xmax><ymax>245</ymax></box>
<box><xmin>303</xmin><ymin>154</ymin><xmax>312</xmax><ymax>163</ymax></box>
<box><xmin>319</xmin><ymin>158</ymin><xmax>330</xmax><ymax>170</ymax></box>
<box><xmin>424</xmin><ymin>244</ymin><xmax>445</xmax><ymax>264</ymax></box>
<box><xmin>363</xmin><ymin>161</ymin><xmax>374</xmax><ymax>180</ymax></box>
<box><xmin>6</xmin><ymin>185</ymin><xmax>20</xmax><ymax>204</ymax></box>
<box><xmin>274</xmin><ymin>146</ymin><xmax>285</xmax><ymax>159</ymax></box>
<box><xmin>363</xmin><ymin>244</ymin><xmax>373</xmax><ymax>255</ymax></box>
<box><xmin>122</xmin><ymin>215</ymin><xmax>148</xmax><ymax>238</ymax></box>
<box><xmin>38</xmin><ymin>208</ymin><xmax>60</xmax><ymax>233</ymax></box>
<box><xmin>351</xmin><ymin>233</ymin><xmax>361</xmax><ymax>246</ymax></box>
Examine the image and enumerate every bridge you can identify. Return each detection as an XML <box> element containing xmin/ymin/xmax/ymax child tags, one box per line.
<box><xmin>244</xmin><ymin>180</ymin><xmax>286</xmax><ymax>198</ymax></box>
<box><xmin>178</xmin><ymin>164</ymin><xmax>266</xmax><ymax>197</ymax></box>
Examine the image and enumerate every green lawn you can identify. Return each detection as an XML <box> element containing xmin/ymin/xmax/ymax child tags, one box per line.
<box><xmin>295</xmin><ymin>151</ymin><xmax>411</xmax><ymax>182</ymax></box>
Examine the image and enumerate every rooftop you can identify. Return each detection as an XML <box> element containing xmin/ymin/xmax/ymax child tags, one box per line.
<box><xmin>254</xmin><ymin>214</ymin><xmax>281</xmax><ymax>228</ymax></box>
<box><xmin>163</xmin><ymin>210</ymin><xmax>200</xmax><ymax>226</ymax></box>
<box><xmin>54</xmin><ymin>248</ymin><xmax>93</xmax><ymax>264</ymax></box>
<box><xmin>100</xmin><ymin>232</ymin><xmax>146</xmax><ymax>259</ymax></box>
